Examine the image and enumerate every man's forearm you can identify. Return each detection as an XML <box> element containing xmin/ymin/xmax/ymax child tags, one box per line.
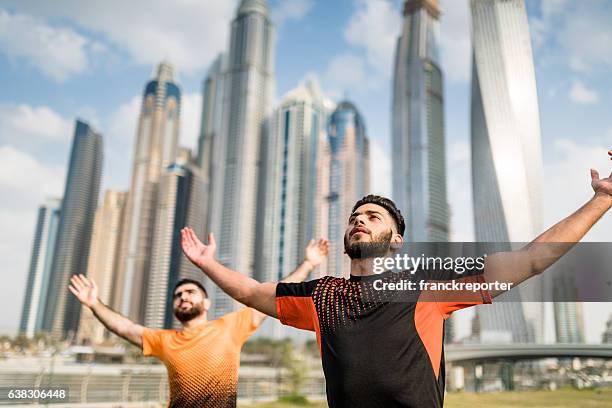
<box><xmin>90</xmin><ymin>301</ymin><xmax>142</xmax><ymax>346</ymax></box>
<box><xmin>281</xmin><ymin>259</ymin><xmax>315</xmax><ymax>283</ymax></box>
<box><xmin>527</xmin><ymin>192</ymin><xmax>612</xmax><ymax>273</ymax></box>
<box><xmin>198</xmin><ymin>259</ymin><xmax>262</xmax><ymax>303</ymax></box>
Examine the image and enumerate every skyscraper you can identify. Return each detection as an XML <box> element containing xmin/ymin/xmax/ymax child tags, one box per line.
<box><xmin>78</xmin><ymin>190</ymin><xmax>127</xmax><ymax>344</ymax></box>
<box><xmin>256</xmin><ymin>79</ymin><xmax>332</xmax><ymax>286</ymax></box>
<box><xmin>214</xmin><ymin>0</ymin><xmax>274</xmax><ymax>318</ymax></box>
<box><xmin>327</xmin><ymin>101</ymin><xmax>370</xmax><ymax>278</ymax></box>
<box><xmin>470</xmin><ymin>0</ymin><xmax>544</xmax><ymax>343</ymax></box>
<box><xmin>43</xmin><ymin>120</ymin><xmax>103</xmax><ymax>339</ymax></box>
<box><xmin>392</xmin><ymin>0</ymin><xmax>449</xmax><ymax>242</ymax></box>
<box><xmin>117</xmin><ymin>62</ymin><xmax>180</xmax><ymax>323</ymax></box>
<box><xmin>197</xmin><ymin>53</ymin><xmax>226</xmax><ymax>238</ymax></box>
<box><xmin>19</xmin><ymin>198</ymin><xmax>61</xmax><ymax>338</ymax></box>
<box><xmin>145</xmin><ymin>149</ymin><xmax>208</xmax><ymax>329</ymax></box>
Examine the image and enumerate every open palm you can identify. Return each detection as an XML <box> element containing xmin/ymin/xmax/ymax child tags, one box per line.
<box><xmin>591</xmin><ymin>151</ymin><xmax>612</xmax><ymax>197</ymax></box>
<box><xmin>68</xmin><ymin>274</ymin><xmax>98</xmax><ymax>308</ymax></box>
<box><xmin>181</xmin><ymin>228</ymin><xmax>217</xmax><ymax>268</ymax></box>
<box><xmin>305</xmin><ymin>238</ymin><xmax>330</xmax><ymax>267</ymax></box>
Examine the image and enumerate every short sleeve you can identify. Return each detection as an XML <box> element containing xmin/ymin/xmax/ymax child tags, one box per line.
<box><xmin>275</xmin><ymin>280</ymin><xmax>319</xmax><ymax>331</ymax></box>
<box><xmin>222</xmin><ymin>308</ymin><xmax>258</xmax><ymax>345</ymax></box>
<box><xmin>142</xmin><ymin>328</ymin><xmax>165</xmax><ymax>357</ymax></box>
<box><xmin>420</xmin><ymin>274</ymin><xmax>492</xmax><ymax>319</ymax></box>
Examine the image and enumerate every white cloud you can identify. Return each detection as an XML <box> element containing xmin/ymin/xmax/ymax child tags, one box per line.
<box><xmin>0</xmin><ymin>103</ymin><xmax>73</xmax><ymax>142</ymax></box>
<box><xmin>542</xmin><ymin>139</ymin><xmax>612</xmax><ymax>242</ymax></box>
<box><xmin>0</xmin><ymin>146</ymin><xmax>66</xmax><ymax>335</ymax></box>
<box><xmin>344</xmin><ymin>0</ymin><xmax>401</xmax><ymax>77</ymax></box>
<box><xmin>0</xmin><ymin>9</ymin><xmax>94</xmax><ymax>81</ymax></box>
<box><xmin>4</xmin><ymin>0</ymin><xmax>239</xmax><ymax>75</ymax></box>
<box><xmin>323</xmin><ymin>53</ymin><xmax>372</xmax><ymax>98</ymax></box>
<box><xmin>569</xmin><ymin>80</ymin><xmax>599</xmax><ymax>105</ymax></box>
<box><xmin>439</xmin><ymin>0</ymin><xmax>472</xmax><ymax>83</ymax></box>
<box><xmin>271</xmin><ymin>0</ymin><xmax>315</xmax><ymax>26</ymax></box>
<box><xmin>531</xmin><ymin>1</ymin><xmax>612</xmax><ymax>73</ymax></box>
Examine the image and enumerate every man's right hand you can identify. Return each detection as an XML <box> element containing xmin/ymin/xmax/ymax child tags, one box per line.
<box><xmin>181</xmin><ymin>228</ymin><xmax>217</xmax><ymax>269</ymax></box>
<box><xmin>68</xmin><ymin>274</ymin><xmax>99</xmax><ymax>308</ymax></box>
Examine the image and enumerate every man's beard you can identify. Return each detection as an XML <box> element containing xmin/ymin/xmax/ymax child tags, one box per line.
<box><xmin>344</xmin><ymin>229</ymin><xmax>393</xmax><ymax>260</ymax></box>
<box><xmin>173</xmin><ymin>301</ymin><xmax>205</xmax><ymax>323</ymax></box>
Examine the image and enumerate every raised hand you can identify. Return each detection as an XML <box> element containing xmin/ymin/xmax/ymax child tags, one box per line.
<box><xmin>181</xmin><ymin>227</ymin><xmax>217</xmax><ymax>268</ymax></box>
<box><xmin>590</xmin><ymin>151</ymin><xmax>612</xmax><ymax>197</ymax></box>
<box><xmin>68</xmin><ymin>274</ymin><xmax>99</xmax><ymax>308</ymax></box>
<box><xmin>305</xmin><ymin>238</ymin><xmax>330</xmax><ymax>267</ymax></box>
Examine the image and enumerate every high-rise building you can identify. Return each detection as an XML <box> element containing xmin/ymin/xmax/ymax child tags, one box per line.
<box><xmin>552</xmin><ymin>269</ymin><xmax>585</xmax><ymax>343</ymax></box>
<box><xmin>392</xmin><ymin>0</ymin><xmax>449</xmax><ymax>242</ymax></box>
<box><xmin>327</xmin><ymin>101</ymin><xmax>370</xmax><ymax>278</ymax></box>
<box><xmin>77</xmin><ymin>191</ymin><xmax>127</xmax><ymax>344</ymax></box>
<box><xmin>197</xmin><ymin>53</ymin><xmax>226</xmax><ymax>238</ymax></box>
<box><xmin>145</xmin><ymin>149</ymin><xmax>209</xmax><ymax>329</ymax></box>
<box><xmin>213</xmin><ymin>0</ymin><xmax>274</xmax><ymax>318</ymax></box>
<box><xmin>117</xmin><ymin>62</ymin><xmax>180</xmax><ymax>323</ymax></box>
<box><xmin>470</xmin><ymin>0</ymin><xmax>544</xmax><ymax>343</ymax></box>
<box><xmin>43</xmin><ymin>120</ymin><xmax>103</xmax><ymax>339</ymax></box>
<box><xmin>256</xmin><ymin>79</ymin><xmax>333</xmax><ymax>285</ymax></box>
<box><xmin>19</xmin><ymin>198</ymin><xmax>61</xmax><ymax>338</ymax></box>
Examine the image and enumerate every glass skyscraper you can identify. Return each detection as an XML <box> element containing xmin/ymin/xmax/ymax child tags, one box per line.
<box><xmin>19</xmin><ymin>198</ymin><xmax>61</xmax><ymax>338</ymax></box>
<box><xmin>43</xmin><ymin>120</ymin><xmax>103</xmax><ymax>339</ymax></box>
<box><xmin>392</xmin><ymin>0</ymin><xmax>448</xmax><ymax>242</ymax></box>
<box><xmin>327</xmin><ymin>101</ymin><xmax>370</xmax><ymax>277</ymax></box>
<box><xmin>117</xmin><ymin>62</ymin><xmax>181</xmax><ymax>323</ymax></box>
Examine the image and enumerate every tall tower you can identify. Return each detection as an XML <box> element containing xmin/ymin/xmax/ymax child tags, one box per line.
<box><xmin>145</xmin><ymin>149</ymin><xmax>209</xmax><ymax>329</ymax></box>
<box><xmin>327</xmin><ymin>101</ymin><xmax>370</xmax><ymax>277</ymax></box>
<box><xmin>43</xmin><ymin>120</ymin><xmax>103</xmax><ymax>339</ymax></box>
<box><xmin>392</xmin><ymin>0</ymin><xmax>448</xmax><ymax>242</ymax></box>
<box><xmin>470</xmin><ymin>0</ymin><xmax>544</xmax><ymax>343</ymax></box>
<box><xmin>117</xmin><ymin>62</ymin><xmax>180</xmax><ymax>323</ymax></box>
<box><xmin>256</xmin><ymin>79</ymin><xmax>332</xmax><ymax>285</ymax></box>
<box><xmin>197</xmin><ymin>53</ymin><xmax>226</xmax><ymax>238</ymax></box>
<box><xmin>214</xmin><ymin>0</ymin><xmax>274</xmax><ymax>318</ymax></box>
<box><xmin>20</xmin><ymin>198</ymin><xmax>61</xmax><ymax>338</ymax></box>
<box><xmin>78</xmin><ymin>191</ymin><xmax>127</xmax><ymax>344</ymax></box>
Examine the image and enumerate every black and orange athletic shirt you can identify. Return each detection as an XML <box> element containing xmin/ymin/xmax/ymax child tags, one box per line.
<box><xmin>276</xmin><ymin>269</ymin><xmax>492</xmax><ymax>407</ymax></box>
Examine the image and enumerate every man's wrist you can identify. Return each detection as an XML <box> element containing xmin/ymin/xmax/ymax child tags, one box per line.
<box><xmin>593</xmin><ymin>191</ymin><xmax>612</xmax><ymax>209</ymax></box>
<box><xmin>88</xmin><ymin>298</ymin><xmax>101</xmax><ymax>310</ymax></box>
<box><xmin>304</xmin><ymin>259</ymin><xmax>315</xmax><ymax>269</ymax></box>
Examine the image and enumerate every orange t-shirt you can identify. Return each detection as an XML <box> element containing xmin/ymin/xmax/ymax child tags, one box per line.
<box><xmin>142</xmin><ymin>307</ymin><xmax>258</xmax><ymax>408</ymax></box>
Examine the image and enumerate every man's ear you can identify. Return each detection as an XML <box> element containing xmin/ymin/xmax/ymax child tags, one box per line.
<box><xmin>203</xmin><ymin>298</ymin><xmax>212</xmax><ymax>311</ymax></box>
<box><xmin>390</xmin><ymin>233</ymin><xmax>403</xmax><ymax>251</ymax></box>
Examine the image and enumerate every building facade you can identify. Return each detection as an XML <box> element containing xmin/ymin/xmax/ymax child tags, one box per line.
<box><xmin>116</xmin><ymin>62</ymin><xmax>180</xmax><ymax>324</ymax></box>
<box><xmin>392</xmin><ymin>0</ymin><xmax>449</xmax><ymax>242</ymax></box>
<box><xmin>19</xmin><ymin>198</ymin><xmax>61</xmax><ymax>338</ymax></box>
<box><xmin>43</xmin><ymin>120</ymin><xmax>103</xmax><ymax>339</ymax></box>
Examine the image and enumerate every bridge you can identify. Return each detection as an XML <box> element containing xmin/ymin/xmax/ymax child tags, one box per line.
<box><xmin>446</xmin><ymin>343</ymin><xmax>612</xmax><ymax>363</ymax></box>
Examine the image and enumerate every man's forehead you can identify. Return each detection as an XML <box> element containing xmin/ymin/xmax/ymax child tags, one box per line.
<box><xmin>174</xmin><ymin>283</ymin><xmax>200</xmax><ymax>294</ymax></box>
<box><xmin>351</xmin><ymin>203</ymin><xmax>390</xmax><ymax>217</ymax></box>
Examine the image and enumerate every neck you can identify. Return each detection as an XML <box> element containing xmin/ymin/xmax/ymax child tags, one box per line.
<box><xmin>180</xmin><ymin>312</ymin><xmax>208</xmax><ymax>332</ymax></box>
<box><xmin>350</xmin><ymin>257</ymin><xmax>377</xmax><ymax>276</ymax></box>
<box><xmin>350</xmin><ymin>250</ymin><xmax>395</xmax><ymax>276</ymax></box>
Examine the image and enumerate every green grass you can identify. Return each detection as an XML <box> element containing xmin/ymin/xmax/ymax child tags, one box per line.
<box><xmin>241</xmin><ymin>388</ymin><xmax>612</xmax><ymax>408</ymax></box>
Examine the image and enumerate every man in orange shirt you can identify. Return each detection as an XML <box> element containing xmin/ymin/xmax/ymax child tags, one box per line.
<box><xmin>68</xmin><ymin>238</ymin><xmax>329</xmax><ymax>407</ymax></box>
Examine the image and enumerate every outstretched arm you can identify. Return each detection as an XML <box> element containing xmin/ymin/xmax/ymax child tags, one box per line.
<box><xmin>484</xmin><ymin>152</ymin><xmax>612</xmax><ymax>297</ymax></box>
<box><xmin>251</xmin><ymin>238</ymin><xmax>330</xmax><ymax>325</ymax></box>
<box><xmin>68</xmin><ymin>275</ymin><xmax>144</xmax><ymax>348</ymax></box>
<box><xmin>180</xmin><ymin>228</ymin><xmax>278</xmax><ymax>317</ymax></box>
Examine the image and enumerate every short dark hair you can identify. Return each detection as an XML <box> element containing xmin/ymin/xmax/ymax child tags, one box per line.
<box><xmin>351</xmin><ymin>195</ymin><xmax>405</xmax><ymax>236</ymax></box>
<box><xmin>173</xmin><ymin>278</ymin><xmax>208</xmax><ymax>298</ymax></box>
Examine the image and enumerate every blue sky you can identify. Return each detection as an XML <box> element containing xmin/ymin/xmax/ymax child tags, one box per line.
<box><xmin>0</xmin><ymin>0</ymin><xmax>611</xmax><ymax>341</ymax></box>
